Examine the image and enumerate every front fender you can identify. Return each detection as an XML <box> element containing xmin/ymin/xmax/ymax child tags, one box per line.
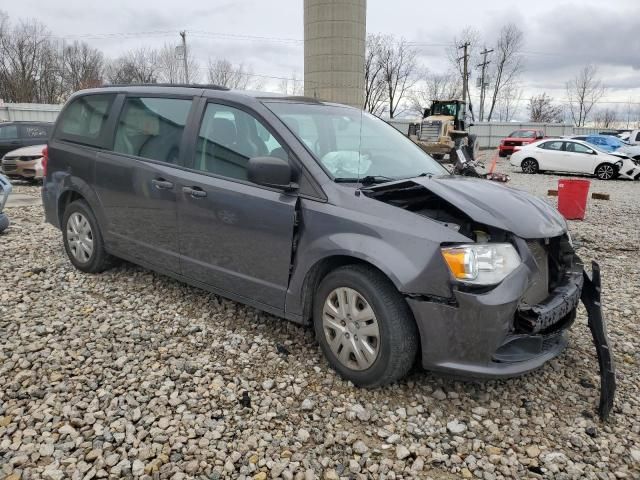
<box><xmin>285</xmin><ymin>201</ymin><xmax>463</xmax><ymax>318</ymax></box>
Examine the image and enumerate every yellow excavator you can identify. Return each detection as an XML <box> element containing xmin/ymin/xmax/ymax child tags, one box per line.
<box><xmin>410</xmin><ymin>99</ymin><xmax>478</xmax><ymax>162</ymax></box>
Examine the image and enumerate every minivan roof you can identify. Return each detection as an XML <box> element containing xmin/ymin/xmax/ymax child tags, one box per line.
<box><xmin>77</xmin><ymin>83</ymin><xmax>332</xmax><ymax>106</ymax></box>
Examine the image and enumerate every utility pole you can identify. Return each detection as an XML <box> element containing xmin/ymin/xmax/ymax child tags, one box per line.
<box><xmin>458</xmin><ymin>42</ymin><xmax>470</xmax><ymax>121</ymax></box>
<box><xmin>477</xmin><ymin>47</ymin><xmax>493</xmax><ymax>121</ymax></box>
<box><xmin>179</xmin><ymin>31</ymin><xmax>189</xmax><ymax>84</ymax></box>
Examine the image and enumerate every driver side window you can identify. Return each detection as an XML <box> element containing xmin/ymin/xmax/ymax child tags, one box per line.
<box><xmin>195</xmin><ymin>103</ymin><xmax>288</xmax><ymax>182</ymax></box>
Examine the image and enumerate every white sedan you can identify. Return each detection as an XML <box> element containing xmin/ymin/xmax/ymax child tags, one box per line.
<box><xmin>510</xmin><ymin>138</ymin><xmax>640</xmax><ymax>180</ymax></box>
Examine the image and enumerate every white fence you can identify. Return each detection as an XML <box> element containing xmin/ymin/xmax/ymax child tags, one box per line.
<box><xmin>469</xmin><ymin>122</ymin><xmax>612</xmax><ymax>148</ymax></box>
<box><xmin>0</xmin><ymin>103</ymin><xmax>62</xmax><ymax>122</ymax></box>
<box><xmin>387</xmin><ymin>119</ymin><xmax>614</xmax><ymax>148</ymax></box>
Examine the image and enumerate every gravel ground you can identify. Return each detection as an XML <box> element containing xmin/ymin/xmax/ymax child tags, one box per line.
<box><xmin>1</xmin><ymin>163</ymin><xmax>639</xmax><ymax>480</ymax></box>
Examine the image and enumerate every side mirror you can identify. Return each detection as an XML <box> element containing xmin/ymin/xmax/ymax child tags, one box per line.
<box><xmin>248</xmin><ymin>156</ymin><xmax>297</xmax><ymax>191</ymax></box>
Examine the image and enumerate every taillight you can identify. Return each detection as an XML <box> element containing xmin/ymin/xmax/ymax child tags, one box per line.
<box><xmin>42</xmin><ymin>146</ymin><xmax>48</xmax><ymax>176</ymax></box>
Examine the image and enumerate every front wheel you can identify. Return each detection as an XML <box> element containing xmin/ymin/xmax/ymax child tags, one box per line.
<box><xmin>595</xmin><ymin>163</ymin><xmax>616</xmax><ymax>180</ymax></box>
<box><xmin>313</xmin><ymin>265</ymin><xmax>418</xmax><ymax>387</ymax></box>
<box><xmin>521</xmin><ymin>158</ymin><xmax>539</xmax><ymax>174</ymax></box>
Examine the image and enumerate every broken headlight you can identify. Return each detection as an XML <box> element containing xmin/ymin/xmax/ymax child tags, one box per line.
<box><xmin>441</xmin><ymin>243</ymin><xmax>521</xmax><ymax>285</ymax></box>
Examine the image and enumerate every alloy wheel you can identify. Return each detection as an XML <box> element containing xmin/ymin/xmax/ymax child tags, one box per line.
<box><xmin>597</xmin><ymin>164</ymin><xmax>614</xmax><ymax>180</ymax></box>
<box><xmin>322</xmin><ymin>287</ymin><xmax>380</xmax><ymax>371</ymax></box>
<box><xmin>522</xmin><ymin>159</ymin><xmax>537</xmax><ymax>174</ymax></box>
<box><xmin>66</xmin><ymin>212</ymin><xmax>94</xmax><ymax>263</ymax></box>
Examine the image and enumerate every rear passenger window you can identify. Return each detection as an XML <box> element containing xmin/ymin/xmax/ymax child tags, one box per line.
<box><xmin>114</xmin><ymin>97</ymin><xmax>192</xmax><ymax>164</ymax></box>
<box><xmin>195</xmin><ymin>103</ymin><xmax>287</xmax><ymax>181</ymax></box>
<box><xmin>21</xmin><ymin>125</ymin><xmax>49</xmax><ymax>138</ymax></box>
<box><xmin>541</xmin><ymin>141</ymin><xmax>563</xmax><ymax>151</ymax></box>
<box><xmin>0</xmin><ymin>125</ymin><xmax>18</xmax><ymax>139</ymax></box>
<box><xmin>59</xmin><ymin>94</ymin><xmax>114</xmax><ymax>144</ymax></box>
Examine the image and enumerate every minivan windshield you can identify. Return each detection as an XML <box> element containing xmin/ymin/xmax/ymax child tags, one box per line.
<box><xmin>265</xmin><ymin>102</ymin><xmax>448</xmax><ymax>183</ymax></box>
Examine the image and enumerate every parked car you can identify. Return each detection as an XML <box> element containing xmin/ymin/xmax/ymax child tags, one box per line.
<box><xmin>570</xmin><ymin>134</ymin><xmax>640</xmax><ymax>160</ymax></box>
<box><xmin>498</xmin><ymin>129</ymin><xmax>545</xmax><ymax>157</ymax></box>
<box><xmin>0</xmin><ymin>121</ymin><xmax>52</xmax><ymax>158</ymax></box>
<box><xmin>510</xmin><ymin>138</ymin><xmax>640</xmax><ymax>180</ymax></box>
<box><xmin>1</xmin><ymin>144</ymin><xmax>47</xmax><ymax>182</ymax></box>
<box><xmin>619</xmin><ymin>129</ymin><xmax>640</xmax><ymax>145</ymax></box>
<box><xmin>0</xmin><ymin>173</ymin><xmax>12</xmax><ymax>233</ymax></box>
<box><xmin>42</xmin><ymin>85</ymin><xmax>604</xmax><ymax>387</ymax></box>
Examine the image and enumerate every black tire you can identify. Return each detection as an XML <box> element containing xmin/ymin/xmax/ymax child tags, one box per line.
<box><xmin>62</xmin><ymin>199</ymin><xmax>113</xmax><ymax>273</ymax></box>
<box><xmin>313</xmin><ymin>264</ymin><xmax>418</xmax><ymax>387</ymax></box>
<box><xmin>595</xmin><ymin>163</ymin><xmax>616</xmax><ymax>180</ymax></box>
<box><xmin>499</xmin><ymin>151</ymin><xmax>508</xmax><ymax>158</ymax></box>
<box><xmin>0</xmin><ymin>213</ymin><xmax>9</xmax><ymax>233</ymax></box>
<box><xmin>521</xmin><ymin>158</ymin><xmax>539</xmax><ymax>174</ymax></box>
<box><xmin>432</xmin><ymin>153</ymin><xmax>445</xmax><ymax>161</ymax></box>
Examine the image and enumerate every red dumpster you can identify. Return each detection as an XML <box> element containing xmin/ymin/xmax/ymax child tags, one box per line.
<box><xmin>557</xmin><ymin>179</ymin><xmax>590</xmax><ymax>220</ymax></box>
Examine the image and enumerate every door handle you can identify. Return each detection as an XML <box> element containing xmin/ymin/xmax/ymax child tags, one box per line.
<box><xmin>152</xmin><ymin>178</ymin><xmax>174</xmax><ymax>189</ymax></box>
<box><xmin>182</xmin><ymin>186</ymin><xmax>207</xmax><ymax>198</ymax></box>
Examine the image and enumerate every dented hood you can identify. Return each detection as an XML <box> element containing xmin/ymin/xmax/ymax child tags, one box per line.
<box><xmin>411</xmin><ymin>176</ymin><xmax>567</xmax><ymax>239</ymax></box>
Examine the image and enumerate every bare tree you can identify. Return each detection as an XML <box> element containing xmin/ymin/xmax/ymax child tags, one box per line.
<box><xmin>62</xmin><ymin>41</ymin><xmax>103</xmax><ymax>95</ymax></box>
<box><xmin>278</xmin><ymin>72</ymin><xmax>304</xmax><ymax>95</ymax></box>
<box><xmin>156</xmin><ymin>44</ymin><xmax>183</xmax><ymax>84</ymax></box>
<box><xmin>378</xmin><ymin>36</ymin><xmax>417</xmax><ymax>118</ymax></box>
<box><xmin>36</xmin><ymin>41</ymin><xmax>65</xmax><ymax>103</ymax></box>
<box><xmin>0</xmin><ymin>18</ymin><xmax>56</xmax><ymax>103</ymax></box>
<box><xmin>106</xmin><ymin>48</ymin><xmax>159</xmax><ymax>84</ymax></box>
<box><xmin>493</xmin><ymin>83</ymin><xmax>523</xmax><ymax>122</ymax></box>
<box><xmin>207</xmin><ymin>58</ymin><xmax>254</xmax><ymax>89</ymax></box>
<box><xmin>486</xmin><ymin>24</ymin><xmax>524</xmax><ymax>121</ymax></box>
<box><xmin>363</xmin><ymin>34</ymin><xmax>386</xmax><ymax>115</ymax></box>
<box><xmin>0</xmin><ymin>10</ymin><xmax>8</xmax><ymax>39</ymax></box>
<box><xmin>593</xmin><ymin>108</ymin><xmax>618</xmax><ymax>129</ymax></box>
<box><xmin>528</xmin><ymin>93</ymin><xmax>564</xmax><ymax>123</ymax></box>
<box><xmin>408</xmin><ymin>70</ymin><xmax>462</xmax><ymax>116</ymax></box>
<box><xmin>566</xmin><ymin>64</ymin><xmax>606</xmax><ymax>127</ymax></box>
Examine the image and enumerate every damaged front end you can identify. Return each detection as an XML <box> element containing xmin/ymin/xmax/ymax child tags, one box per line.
<box><xmin>362</xmin><ymin>177</ymin><xmax>616</xmax><ymax>420</ymax></box>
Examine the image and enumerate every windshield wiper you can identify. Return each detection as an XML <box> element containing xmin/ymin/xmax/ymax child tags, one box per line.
<box><xmin>334</xmin><ymin>175</ymin><xmax>395</xmax><ymax>185</ymax></box>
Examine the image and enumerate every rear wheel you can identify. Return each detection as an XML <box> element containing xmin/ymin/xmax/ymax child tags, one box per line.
<box><xmin>521</xmin><ymin>158</ymin><xmax>539</xmax><ymax>174</ymax></box>
<box><xmin>62</xmin><ymin>200</ymin><xmax>113</xmax><ymax>273</ymax></box>
<box><xmin>313</xmin><ymin>265</ymin><xmax>418</xmax><ymax>387</ymax></box>
<box><xmin>499</xmin><ymin>150</ymin><xmax>508</xmax><ymax>158</ymax></box>
<box><xmin>595</xmin><ymin>163</ymin><xmax>616</xmax><ymax>180</ymax></box>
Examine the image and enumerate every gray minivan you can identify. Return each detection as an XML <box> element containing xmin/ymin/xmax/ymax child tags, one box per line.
<box><xmin>41</xmin><ymin>85</ymin><xmax>614</xmax><ymax>405</ymax></box>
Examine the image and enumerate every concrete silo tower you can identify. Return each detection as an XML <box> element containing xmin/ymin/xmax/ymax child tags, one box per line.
<box><xmin>304</xmin><ymin>0</ymin><xmax>366</xmax><ymax>108</ymax></box>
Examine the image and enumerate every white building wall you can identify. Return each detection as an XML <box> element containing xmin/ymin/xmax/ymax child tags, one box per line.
<box><xmin>0</xmin><ymin>103</ymin><xmax>62</xmax><ymax>122</ymax></box>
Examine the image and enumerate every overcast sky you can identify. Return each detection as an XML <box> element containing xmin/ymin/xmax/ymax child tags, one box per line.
<box><xmin>3</xmin><ymin>0</ymin><xmax>640</xmax><ymax>116</ymax></box>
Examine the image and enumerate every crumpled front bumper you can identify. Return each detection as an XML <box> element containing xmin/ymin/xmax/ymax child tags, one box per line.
<box><xmin>407</xmin><ymin>262</ymin><xmax>573</xmax><ymax>378</ymax></box>
<box><xmin>407</xmin><ymin>260</ymin><xmax>616</xmax><ymax>420</ymax></box>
